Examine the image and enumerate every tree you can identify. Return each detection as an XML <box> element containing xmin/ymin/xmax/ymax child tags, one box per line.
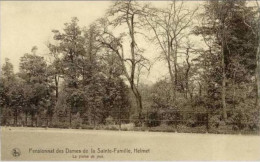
<box><xmin>150</xmin><ymin>79</ymin><xmax>173</xmax><ymax>111</ymax></box>
<box><xmin>51</xmin><ymin>17</ymin><xmax>85</xmax><ymax>89</ymax></box>
<box><xmin>98</xmin><ymin>1</ymin><xmax>150</xmax><ymax>118</ymax></box>
<box><xmin>194</xmin><ymin>0</ymin><xmax>257</xmax><ymax>122</ymax></box>
<box><xmin>1</xmin><ymin>58</ymin><xmax>17</xmax><ymax>125</ymax></box>
<box><xmin>47</xmin><ymin>44</ymin><xmax>64</xmax><ymax>102</ymax></box>
<box><xmin>100</xmin><ymin>48</ymin><xmax>131</xmax><ymax>126</ymax></box>
<box><xmin>2</xmin><ymin>58</ymin><xmax>15</xmax><ymax>82</ymax></box>
<box><xmin>18</xmin><ymin>52</ymin><xmax>52</xmax><ymax>126</ymax></box>
<box><xmin>7</xmin><ymin>82</ymin><xmax>26</xmax><ymax>126</ymax></box>
<box><xmin>50</xmin><ymin>17</ymin><xmax>86</xmax><ymax>127</ymax></box>
<box><xmin>255</xmin><ymin>1</ymin><xmax>260</xmax><ymax>110</ymax></box>
<box><xmin>142</xmin><ymin>1</ymin><xmax>198</xmax><ymax>104</ymax></box>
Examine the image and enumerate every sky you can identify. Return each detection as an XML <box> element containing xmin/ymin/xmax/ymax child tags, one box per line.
<box><xmin>0</xmin><ymin>1</ymin><xmax>202</xmax><ymax>84</ymax></box>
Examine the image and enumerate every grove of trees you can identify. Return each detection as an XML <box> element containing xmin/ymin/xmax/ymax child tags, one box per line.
<box><xmin>1</xmin><ymin>0</ymin><xmax>260</xmax><ymax>134</ymax></box>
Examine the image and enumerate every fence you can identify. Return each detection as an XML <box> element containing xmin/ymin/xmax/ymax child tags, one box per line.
<box><xmin>1</xmin><ymin>109</ymin><xmax>260</xmax><ymax>135</ymax></box>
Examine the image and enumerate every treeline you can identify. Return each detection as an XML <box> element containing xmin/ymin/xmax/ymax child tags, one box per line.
<box><xmin>1</xmin><ymin>1</ymin><xmax>260</xmax><ymax>133</ymax></box>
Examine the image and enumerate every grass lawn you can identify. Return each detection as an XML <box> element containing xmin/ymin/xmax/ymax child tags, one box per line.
<box><xmin>1</xmin><ymin>127</ymin><xmax>260</xmax><ymax>161</ymax></box>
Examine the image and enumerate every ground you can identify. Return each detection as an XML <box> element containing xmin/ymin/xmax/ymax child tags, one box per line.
<box><xmin>1</xmin><ymin>127</ymin><xmax>260</xmax><ymax>161</ymax></box>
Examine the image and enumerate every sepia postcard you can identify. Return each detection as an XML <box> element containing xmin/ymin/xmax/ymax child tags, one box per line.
<box><xmin>1</xmin><ymin>0</ymin><xmax>260</xmax><ymax>161</ymax></box>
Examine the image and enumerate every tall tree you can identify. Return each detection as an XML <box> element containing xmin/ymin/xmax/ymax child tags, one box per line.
<box><xmin>255</xmin><ymin>1</ymin><xmax>260</xmax><ymax>110</ymax></box>
<box><xmin>48</xmin><ymin>44</ymin><xmax>64</xmax><ymax>102</ymax></box>
<box><xmin>1</xmin><ymin>58</ymin><xmax>17</xmax><ymax>125</ymax></box>
<box><xmin>194</xmin><ymin>0</ymin><xmax>257</xmax><ymax>121</ymax></box>
<box><xmin>51</xmin><ymin>17</ymin><xmax>86</xmax><ymax>127</ymax></box>
<box><xmin>18</xmin><ymin>52</ymin><xmax>52</xmax><ymax>126</ymax></box>
<box><xmin>142</xmin><ymin>1</ymin><xmax>198</xmax><ymax>104</ymax></box>
<box><xmin>98</xmin><ymin>1</ymin><xmax>149</xmax><ymax>118</ymax></box>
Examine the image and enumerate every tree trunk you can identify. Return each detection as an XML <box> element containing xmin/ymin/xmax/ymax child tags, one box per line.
<box><xmin>119</xmin><ymin>105</ymin><xmax>121</xmax><ymax>130</ymax></box>
<box><xmin>128</xmin><ymin>13</ymin><xmax>143</xmax><ymax>117</ymax></box>
<box><xmin>55</xmin><ymin>75</ymin><xmax>59</xmax><ymax>102</ymax></box>
<box><xmin>25</xmin><ymin>111</ymin><xmax>28</xmax><ymax>126</ymax></box>
<box><xmin>256</xmin><ymin>10</ymin><xmax>260</xmax><ymax>110</ymax></box>
<box><xmin>93</xmin><ymin>109</ymin><xmax>96</xmax><ymax>129</ymax></box>
<box><xmin>173</xmin><ymin>39</ymin><xmax>179</xmax><ymax>99</ymax></box>
<box><xmin>49</xmin><ymin>114</ymin><xmax>53</xmax><ymax>126</ymax></box>
<box><xmin>199</xmin><ymin>82</ymin><xmax>202</xmax><ymax>97</ymax></box>
<box><xmin>88</xmin><ymin>108</ymin><xmax>92</xmax><ymax>125</ymax></box>
<box><xmin>131</xmin><ymin>83</ymin><xmax>143</xmax><ymax>116</ymax></box>
<box><xmin>255</xmin><ymin>0</ymin><xmax>260</xmax><ymax>112</ymax></box>
<box><xmin>185</xmin><ymin>48</ymin><xmax>191</xmax><ymax>100</ymax></box>
<box><xmin>46</xmin><ymin>117</ymin><xmax>49</xmax><ymax>127</ymax></box>
<box><xmin>69</xmin><ymin>110</ymin><xmax>72</xmax><ymax>128</ymax></box>
<box><xmin>14</xmin><ymin>109</ymin><xmax>18</xmax><ymax>126</ymax></box>
<box><xmin>256</xmin><ymin>36</ymin><xmax>260</xmax><ymax>110</ymax></box>
<box><xmin>31</xmin><ymin>113</ymin><xmax>34</xmax><ymax>126</ymax></box>
<box><xmin>174</xmin><ymin>59</ymin><xmax>178</xmax><ymax>92</ymax></box>
<box><xmin>221</xmin><ymin>25</ymin><xmax>228</xmax><ymax>122</ymax></box>
<box><xmin>232</xmin><ymin>77</ymin><xmax>236</xmax><ymax>113</ymax></box>
<box><xmin>35</xmin><ymin>114</ymin><xmax>38</xmax><ymax>127</ymax></box>
<box><xmin>167</xmin><ymin>55</ymin><xmax>176</xmax><ymax>103</ymax></box>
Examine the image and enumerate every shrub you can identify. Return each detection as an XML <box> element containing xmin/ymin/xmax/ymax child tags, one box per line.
<box><xmin>105</xmin><ymin>116</ymin><xmax>114</xmax><ymax>125</ymax></box>
<box><xmin>130</xmin><ymin>113</ymin><xmax>144</xmax><ymax>127</ymax></box>
<box><xmin>148</xmin><ymin>124</ymin><xmax>176</xmax><ymax>132</ymax></box>
<box><xmin>109</xmin><ymin>125</ymin><xmax>118</xmax><ymax>130</ymax></box>
<box><xmin>51</xmin><ymin>122</ymin><xmax>70</xmax><ymax>129</ymax></box>
<box><xmin>120</xmin><ymin>123</ymin><xmax>134</xmax><ymax>130</ymax></box>
<box><xmin>81</xmin><ymin>124</ymin><xmax>94</xmax><ymax>130</ymax></box>
<box><xmin>146</xmin><ymin>112</ymin><xmax>161</xmax><ymax>127</ymax></box>
<box><xmin>103</xmin><ymin>125</ymin><xmax>119</xmax><ymax>131</ymax></box>
<box><xmin>177</xmin><ymin>124</ymin><xmax>207</xmax><ymax>133</ymax></box>
<box><xmin>209</xmin><ymin>115</ymin><xmax>222</xmax><ymax>128</ymax></box>
<box><xmin>186</xmin><ymin>117</ymin><xmax>196</xmax><ymax>127</ymax></box>
<box><xmin>132</xmin><ymin>127</ymin><xmax>146</xmax><ymax>131</ymax></box>
<box><xmin>71</xmin><ymin>114</ymin><xmax>83</xmax><ymax>129</ymax></box>
<box><xmin>121</xmin><ymin>127</ymin><xmax>128</xmax><ymax>131</ymax></box>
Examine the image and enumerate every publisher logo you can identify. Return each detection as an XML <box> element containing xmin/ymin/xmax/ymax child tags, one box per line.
<box><xmin>11</xmin><ymin>148</ymin><xmax>21</xmax><ymax>157</ymax></box>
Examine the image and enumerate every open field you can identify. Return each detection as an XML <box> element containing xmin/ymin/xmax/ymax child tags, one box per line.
<box><xmin>1</xmin><ymin>127</ymin><xmax>260</xmax><ymax>161</ymax></box>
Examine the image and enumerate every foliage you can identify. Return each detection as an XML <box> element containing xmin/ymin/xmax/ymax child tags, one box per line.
<box><xmin>1</xmin><ymin>1</ymin><xmax>259</xmax><ymax>135</ymax></box>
